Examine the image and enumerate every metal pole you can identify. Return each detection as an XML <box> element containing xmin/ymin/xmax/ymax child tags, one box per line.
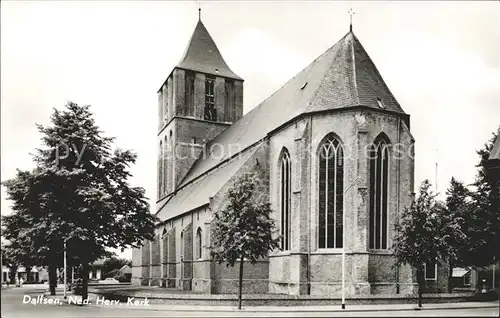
<box><xmin>342</xmin><ymin>236</ymin><xmax>346</xmax><ymax>309</ymax></box>
<box><xmin>63</xmin><ymin>241</ymin><xmax>67</xmax><ymax>299</ymax></box>
<box><xmin>342</xmin><ymin>177</ymin><xmax>360</xmax><ymax>310</ymax></box>
<box><xmin>71</xmin><ymin>267</ymin><xmax>74</xmax><ymax>290</ymax></box>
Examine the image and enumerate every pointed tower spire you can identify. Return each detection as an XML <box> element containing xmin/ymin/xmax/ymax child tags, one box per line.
<box><xmin>348</xmin><ymin>8</ymin><xmax>355</xmax><ymax>32</ymax></box>
<box><xmin>176</xmin><ymin>17</ymin><xmax>242</xmax><ymax>80</ymax></box>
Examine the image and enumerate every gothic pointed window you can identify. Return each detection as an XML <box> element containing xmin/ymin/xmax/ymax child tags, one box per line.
<box><xmin>162</xmin><ymin>229</ymin><xmax>168</xmax><ymax>264</ymax></box>
<box><xmin>196</xmin><ymin>228</ymin><xmax>203</xmax><ymax>259</ymax></box>
<box><xmin>180</xmin><ymin>231</ymin><xmax>184</xmax><ymax>280</ymax></box>
<box><xmin>163</xmin><ymin>136</ymin><xmax>168</xmax><ymax>195</ymax></box>
<box><xmin>204</xmin><ymin>75</ymin><xmax>216</xmax><ymax>121</ymax></box>
<box><xmin>279</xmin><ymin>148</ymin><xmax>291</xmax><ymax>251</ymax></box>
<box><xmin>158</xmin><ymin>91</ymin><xmax>163</xmax><ymax>129</ymax></box>
<box><xmin>369</xmin><ymin>134</ymin><xmax>390</xmax><ymax>250</ymax></box>
<box><xmin>318</xmin><ymin>134</ymin><xmax>344</xmax><ymax>249</ymax></box>
<box><xmin>158</xmin><ymin>140</ymin><xmax>163</xmax><ymax>197</ymax></box>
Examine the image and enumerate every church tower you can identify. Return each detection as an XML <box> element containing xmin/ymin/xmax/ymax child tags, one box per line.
<box><xmin>156</xmin><ymin>12</ymin><xmax>243</xmax><ymax>202</ymax></box>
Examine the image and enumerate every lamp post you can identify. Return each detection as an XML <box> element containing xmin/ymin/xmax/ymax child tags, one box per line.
<box><xmin>63</xmin><ymin>240</ymin><xmax>67</xmax><ymax>299</ymax></box>
<box><xmin>342</xmin><ymin>176</ymin><xmax>361</xmax><ymax>310</ymax></box>
<box><xmin>71</xmin><ymin>267</ymin><xmax>74</xmax><ymax>291</ymax></box>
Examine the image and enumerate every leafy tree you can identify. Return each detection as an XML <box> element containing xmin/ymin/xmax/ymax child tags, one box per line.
<box><xmin>393</xmin><ymin>180</ymin><xmax>456</xmax><ymax>308</ymax></box>
<box><xmin>461</xmin><ymin>128</ymin><xmax>500</xmax><ymax>290</ymax></box>
<box><xmin>444</xmin><ymin>177</ymin><xmax>472</xmax><ymax>292</ymax></box>
<box><xmin>1</xmin><ymin>242</ymin><xmax>16</xmax><ymax>284</ymax></box>
<box><xmin>2</xmin><ymin>102</ymin><xmax>158</xmax><ymax>299</ymax></box>
<box><xmin>469</xmin><ymin>129</ymin><xmax>500</xmax><ymax>266</ymax></box>
<box><xmin>101</xmin><ymin>256</ymin><xmax>130</xmax><ymax>278</ymax></box>
<box><xmin>210</xmin><ymin>172</ymin><xmax>280</xmax><ymax>310</ymax></box>
<box><xmin>1</xmin><ymin>195</ymin><xmax>60</xmax><ymax>290</ymax></box>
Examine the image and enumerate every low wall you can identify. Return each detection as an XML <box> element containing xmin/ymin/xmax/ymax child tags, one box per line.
<box><xmin>89</xmin><ymin>287</ymin><xmax>475</xmax><ymax>307</ymax></box>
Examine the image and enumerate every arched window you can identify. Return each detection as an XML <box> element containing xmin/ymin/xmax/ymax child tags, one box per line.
<box><xmin>196</xmin><ymin>228</ymin><xmax>203</xmax><ymax>259</ymax></box>
<box><xmin>318</xmin><ymin>134</ymin><xmax>344</xmax><ymax>249</ymax></box>
<box><xmin>180</xmin><ymin>231</ymin><xmax>184</xmax><ymax>259</ymax></box>
<box><xmin>162</xmin><ymin>229</ymin><xmax>168</xmax><ymax>264</ymax></box>
<box><xmin>163</xmin><ymin>136</ymin><xmax>168</xmax><ymax>195</ymax></box>
<box><xmin>158</xmin><ymin>140</ymin><xmax>163</xmax><ymax>197</ymax></box>
<box><xmin>369</xmin><ymin>134</ymin><xmax>390</xmax><ymax>250</ymax></box>
<box><xmin>279</xmin><ymin>148</ymin><xmax>291</xmax><ymax>251</ymax></box>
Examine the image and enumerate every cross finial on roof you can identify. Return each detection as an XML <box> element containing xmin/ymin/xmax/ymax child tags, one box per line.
<box><xmin>198</xmin><ymin>7</ymin><xmax>201</xmax><ymax>20</ymax></box>
<box><xmin>348</xmin><ymin>8</ymin><xmax>355</xmax><ymax>32</ymax></box>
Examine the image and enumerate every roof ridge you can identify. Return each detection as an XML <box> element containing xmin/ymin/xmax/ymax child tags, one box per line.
<box><xmin>178</xmin><ymin>45</ymin><xmax>336</xmax><ymax>185</ymax></box>
<box><xmin>307</xmin><ymin>33</ymin><xmax>350</xmax><ymax>110</ymax></box>
<box><xmin>156</xmin><ymin>144</ymin><xmax>262</xmax><ymax>219</ymax></box>
<box><xmin>167</xmin><ymin>140</ymin><xmax>263</xmax><ymax>205</ymax></box>
<box><xmin>350</xmin><ymin>33</ymin><xmax>404</xmax><ymax>112</ymax></box>
<box><xmin>350</xmin><ymin>31</ymin><xmax>361</xmax><ymax>105</ymax></box>
<box><xmin>306</xmin><ymin>35</ymin><xmax>346</xmax><ymax>111</ymax></box>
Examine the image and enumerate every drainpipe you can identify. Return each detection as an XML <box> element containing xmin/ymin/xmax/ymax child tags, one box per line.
<box><xmin>307</xmin><ymin>115</ymin><xmax>313</xmax><ymax>295</ymax></box>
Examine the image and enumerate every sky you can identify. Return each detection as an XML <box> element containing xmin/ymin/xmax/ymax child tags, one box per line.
<box><xmin>1</xmin><ymin>1</ymin><xmax>499</xmax><ymax>260</ymax></box>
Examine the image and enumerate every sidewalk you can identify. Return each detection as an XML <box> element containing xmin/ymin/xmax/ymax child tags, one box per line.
<box><xmin>42</xmin><ymin>290</ymin><xmax>500</xmax><ymax>312</ymax></box>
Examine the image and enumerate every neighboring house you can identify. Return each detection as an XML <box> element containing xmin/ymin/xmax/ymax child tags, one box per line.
<box><xmin>116</xmin><ymin>265</ymin><xmax>132</xmax><ymax>282</ymax></box>
<box><xmin>132</xmin><ymin>12</ymin><xmax>418</xmax><ymax>297</ymax></box>
<box><xmin>2</xmin><ymin>266</ymin><xmax>9</xmax><ymax>284</ymax></box>
<box><xmin>450</xmin><ymin>268</ymin><xmax>474</xmax><ymax>290</ymax></box>
<box><xmin>2</xmin><ymin>265</ymin><xmax>48</xmax><ymax>284</ymax></box>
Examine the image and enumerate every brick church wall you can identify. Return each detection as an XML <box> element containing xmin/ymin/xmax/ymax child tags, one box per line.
<box><xmin>181</xmin><ymin>222</ymin><xmax>193</xmax><ymax>290</ymax></box>
<box><xmin>150</xmin><ymin>234</ymin><xmax>161</xmax><ymax>286</ymax></box>
<box><xmin>140</xmin><ymin>240</ymin><xmax>150</xmax><ymax>286</ymax></box>
<box><xmin>207</xmin><ymin>141</ymin><xmax>271</xmax><ymax>294</ymax></box>
<box><xmin>266</xmin><ymin>109</ymin><xmax>416</xmax><ymax>296</ymax></box>
<box><xmin>131</xmin><ymin>247</ymin><xmax>142</xmax><ymax>286</ymax></box>
<box><xmin>167</xmin><ymin>227</ymin><xmax>176</xmax><ymax>287</ymax></box>
<box><xmin>192</xmin><ymin>208</ymin><xmax>212</xmax><ymax>293</ymax></box>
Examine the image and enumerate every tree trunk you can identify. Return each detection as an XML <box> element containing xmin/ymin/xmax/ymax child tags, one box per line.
<box><xmin>9</xmin><ymin>266</ymin><xmax>18</xmax><ymax>285</ymax></box>
<box><xmin>49</xmin><ymin>265</ymin><xmax>57</xmax><ymax>295</ymax></box>
<box><xmin>82</xmin><ymin>262</ymin><xmax>89</xmax><ymax>302</ymax></box>
<box><xmin>26</xmin><ymin>266</ymin><xmax>31</xmax><ymax>283</ymax></box>
<box><xmin>417</xmin><ymin>265</ymin><xmax>423</xmax><ymax>308</ymax></box>
<box><xmin>448</xmin><ymin>261</ymin><xmax>453</xmax><ymax>293</ymax></box>
<box><xmin>238</xmin><ymin>257</ymin><xmax>244</xmax><ymax>310</ymax></box>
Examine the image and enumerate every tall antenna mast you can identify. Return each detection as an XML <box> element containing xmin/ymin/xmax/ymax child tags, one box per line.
<box><xmin>435</xmin><ymin>148</ymin><xmax>439</xmax><ymax>193</ymax></box>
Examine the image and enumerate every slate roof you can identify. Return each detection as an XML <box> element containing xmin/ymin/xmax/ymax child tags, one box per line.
<box><xmin>159</xmin><ymin>28</ymin><xmax>409</xmax><ymax>219</ymax></box>
<box><xmin>118</xmin><ymin>265</ymin><xmax>132</xmax><ymax>275</ymax></box>
<box><xmin>177</xmin><ymin>19</ymin><xmax>242</xmax><ymax>81</ymax></box>
<box><xmin>489</xmin><ymin>135</ymin><xmax>500</xmax><ymax>161</ymax></box>
<box><xmin>157</xmin><ymin>145</ymin><xmax>259</xmax><ymax>220</ymax></box>
<box><xmin>178</xmin><ymin>30</ymin><xmax>407</xmax><ymax>187</ymax></box>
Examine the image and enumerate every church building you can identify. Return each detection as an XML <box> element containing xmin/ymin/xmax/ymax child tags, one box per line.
<box><xmin>132</xmin><ymin>13</ymin><xmax>419</xmax><ymax>296</ymax></box>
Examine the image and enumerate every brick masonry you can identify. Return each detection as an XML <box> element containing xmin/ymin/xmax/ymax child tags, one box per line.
<box><xmin>133</xmin><ymin>107</ymin><xmax>427</xmax><ymax>295</ymax></box>
<box><xmin>131</xmin><ymin>26</ymin><xmax>435</xmax><ymax>295</ymax></box>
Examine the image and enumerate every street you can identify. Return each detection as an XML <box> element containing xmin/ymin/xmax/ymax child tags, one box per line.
<box><xmin>1</xmin><ymin>286</ymin><xmax>499</xmax><ymax>317</ymax></box>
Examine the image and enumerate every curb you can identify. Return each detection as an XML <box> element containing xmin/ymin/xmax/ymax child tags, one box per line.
<box><xmin>41</xmin><ymin>291</ymin><xmax>499</xmax><ymax>313</ymax></box>
<box><xmin>51</xmin><ymin>301</ymin><xmax>500</xmax><ymax>313</ymax></box>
